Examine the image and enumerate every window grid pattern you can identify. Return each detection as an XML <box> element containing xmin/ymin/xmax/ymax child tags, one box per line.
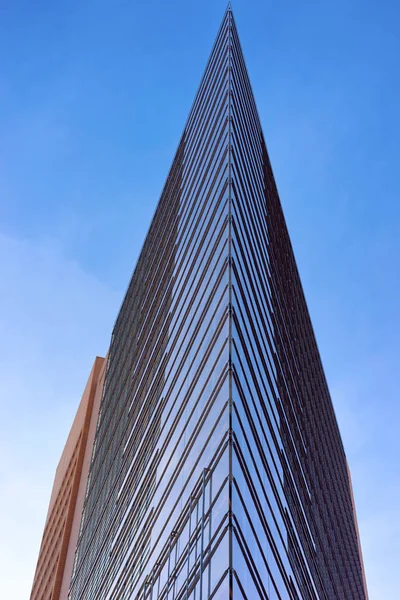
<box><xmin>228</xmin><ymin>12</ymin><xmax>367</xmax><ymax>600</ymax></box>
<box><xmin>69</xmin><ymin>7</ymin><xmax>367</xmax><ymax>600</ymax></box>
<box><xmin>69</xmin><ymin>11</ymin><xmax>232</xmax><ymax>600</ymax></box>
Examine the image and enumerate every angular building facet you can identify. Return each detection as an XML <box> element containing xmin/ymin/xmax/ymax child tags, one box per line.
<box><xmin>64</xmin><ymin>7</ymin><xmax>368</xmax><ymax>600</ymax></box>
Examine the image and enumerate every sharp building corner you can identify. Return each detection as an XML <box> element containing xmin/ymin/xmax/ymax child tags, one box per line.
<box><xmin>31</xmin><ymin>7</ymin><xmax>368</xmax><ymax>600</ymax></box>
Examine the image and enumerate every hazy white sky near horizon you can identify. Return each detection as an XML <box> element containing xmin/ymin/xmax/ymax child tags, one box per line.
<box><xmin>1</xmin><ymin>1</ymin><xmax>399</xmax><ymax>598</ymax></box>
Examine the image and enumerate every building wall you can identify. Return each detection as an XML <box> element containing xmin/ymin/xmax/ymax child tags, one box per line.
<box><xmin>227</xmin><ymin>12</ymin><xmax>368</xmax><ymax>598</ymax></box>
<box><xmin>30</xmin><ymin>356</ymin><xmax>105</xmax><ymax>600</ymax></box>
<box><xmin>67</xmin><ymin>8</ymin><xmax>369</xmax><ymax>600</ymax></box>
<box><xmin>68</xmin><ymin>12</ymin><xmax>232</xmax><ymax>597</ymax></box>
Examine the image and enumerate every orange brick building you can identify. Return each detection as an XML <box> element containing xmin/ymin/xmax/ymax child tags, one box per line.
<box><xmin>30</xmin><ymin>356</ymin><xmax>106</xmax><ymax>600</ymax></box>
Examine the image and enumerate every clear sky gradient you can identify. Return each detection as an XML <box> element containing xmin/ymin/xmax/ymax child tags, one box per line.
<box><xmin>1</xmin><ymin>1</ymin><xmax>399</xmax><ymax>598</ymax></box>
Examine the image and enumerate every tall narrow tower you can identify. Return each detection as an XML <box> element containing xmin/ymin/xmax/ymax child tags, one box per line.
<box><xmin>68</xmin><ymin>8</ymin><xmax>368</xmax><ymax>600</ymax></box>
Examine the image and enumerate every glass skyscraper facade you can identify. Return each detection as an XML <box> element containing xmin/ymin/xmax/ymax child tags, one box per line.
<box><xmin>68</xmin><ymin>8</ymin><xmax>368</xmax><ymax>600</ymax></box>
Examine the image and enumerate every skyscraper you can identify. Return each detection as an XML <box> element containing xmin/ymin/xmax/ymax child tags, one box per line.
<box><xmin>34</xmin><ymin>6</ymin><xmax>368</xmax><ymax>600</ymax></box>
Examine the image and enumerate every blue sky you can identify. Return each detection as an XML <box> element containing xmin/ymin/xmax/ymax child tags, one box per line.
<box><xmin>0</xmin><ymin>1</ymin><xmax>399</xmax><ymax>597</ymax></box>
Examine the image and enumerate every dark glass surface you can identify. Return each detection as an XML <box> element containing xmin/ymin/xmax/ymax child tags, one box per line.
<box><xmin>69</xmin><ymin>8</ymin><xmax>367</xmax><ymax>600</ymax></box>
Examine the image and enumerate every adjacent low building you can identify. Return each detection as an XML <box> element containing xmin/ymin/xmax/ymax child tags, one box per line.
<box><xmin>30</xmin><ymin>357</ymin><xmax>106</xmax><ymax>600</ymax></box>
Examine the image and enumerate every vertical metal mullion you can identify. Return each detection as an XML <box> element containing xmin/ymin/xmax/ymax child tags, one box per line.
<box><xmin>157</xmin><ymin>561</ymin><xmax>161</xmax><ymax>598</ymax></box>
<box><xmin>150</xmin><ymin>569</ymin><xmax>154</xmax><ymax>600</ymax></box>
<box><xmin>199</xmin><ymin>468</ymin><xmax>208</xmax><ymax>599</ymax></box>
<box><xmin>208</xmin><ymin>471</ymin><xmax>213</xmax><ymax>598</ymax></box>
<box><xmin>166</xmin><ymin>535</ymin><xmax>173</xmax><ymax>600</ymax></box>
<box><xmin>227</xmin><ymin>7</ymin><xmax>234</xmax><ymax>600</ymax></box>
<box><xmin>186</xmin><ymin>495</ymin><xmax>193</xmax><ymax>600</ymax></box>
<box><xmin>173</xmin><ymin>535</ymin><xmax>179</xmax><ymax>599</ymax></box>
<box><xmin>194</xmin><ymin>497</ymin><xmax>199</xmax><ymax>600</ymax></box>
